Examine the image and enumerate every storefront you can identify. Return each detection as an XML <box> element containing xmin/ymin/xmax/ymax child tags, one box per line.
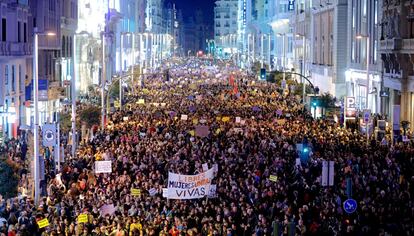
<box><xmin>345</xmin><ymin>69</ymin><xmax>381</xmax><ymax>114</ymax></box>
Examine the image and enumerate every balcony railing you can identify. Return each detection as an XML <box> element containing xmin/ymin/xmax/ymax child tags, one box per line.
<box><xmin>379</xmin><ymin>38</ymin><xmax>402</xmax><ymax>51</ymax></box>
<box><xmin>402</xmin><ymin>38</ymin><xmax>414</xmax><ymax>51</ymax></box>
<box><xmin>0</xmin><ymin>42</ymin><xmax>32</xmax><ymax>56</ymax></box>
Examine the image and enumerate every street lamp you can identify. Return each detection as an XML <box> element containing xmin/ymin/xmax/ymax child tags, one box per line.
<box><xmin>33</xmin><ymin>30</ymin><xmax>56</xmax><ymax>205</ymax></box>
<box><xmin>356</xmin><ymin>34</ymin><xmax>370</xmax><ymax>110</ymax></box>
<box><xmin>72</xmin><ymin>31</ymin><xmax>91</xmax><ymax>158</ymax></box>
<box><xmin>277</xmin><ymin>33</ymin><xmax>287</xmax><ymax>84</ymax></box>
<box><xmin>296</xmin><ymin>33</ymin><xmax>307</xmax><ymax>104</ymax></box>
<box><xmin>120</xmin><ymin>32</ymin><xmax>132</xmax><ymax>110</ymax></box>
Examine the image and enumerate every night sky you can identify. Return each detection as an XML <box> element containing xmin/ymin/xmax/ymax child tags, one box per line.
<box><xmin>168</xmin><ymin>0</ymin><xmax>215</xmax><ymax>24</ymax></box>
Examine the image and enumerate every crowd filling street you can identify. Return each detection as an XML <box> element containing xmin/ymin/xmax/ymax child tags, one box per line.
<box><xmin>0</xmin><ymin>58</ymin><xmax>413</xmax><ymax>236</ymax></box>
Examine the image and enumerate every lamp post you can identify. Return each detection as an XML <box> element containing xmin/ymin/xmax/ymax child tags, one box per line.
<box><xmin>33</xmin><ymin>30</ymin><xmax>56</xmax><ymax>205</ymax></box>
<box><xmin>357</xmin><ymin>34</ymin><xmax>370</xmax><ymax>145</ymax></box>
<box><xmin>120</xmin><ymin>32</ymin><xmax>132</xmax><ymax>110</ymax></box>
<box><xmin>356</xmin><ymin>35</ymin><xmax>370</xmax><ymax>110</ymax></box>
<box><xmin>72</xmin><ymin>31</ymin><xmax>90</xmax><ymax>158</ymax></box>
<box><xmin>296</xmin><ymin>33</ymin><xmax>307</xmax><ymax>104</ymax></box>
<box><xmin>277</xmin><ymin>33</ymin><xmax>287</xmax><ymax>84</ymax></box>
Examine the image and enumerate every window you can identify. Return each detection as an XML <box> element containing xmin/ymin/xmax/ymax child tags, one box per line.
<box><xmin>33</xmin><ymin>18</ymin><xmax>36</xmax><ymax>28</ymax></box>
<box><xmin>5</xmin><ymin>65</ymin><xmax>8</xmax><ymax>85</ymax></box>
<box><xmin>23</xmin><ymin>23</ymin><xmax>27</xmax><ymax>43</ymax></box>
<box><xmin>18</xmin><ymin>22</ymin><xmax>21</xmax><ymax>42</ymax></box>
<box><xmin>11</xmin><ymin>66</ymin><xmax>15</xmax><ymax>92</ymax></box>
<box><xmin>2</xmin><ymin>18</ymin><xmax>6</xmax><ymax>41</ymax></box>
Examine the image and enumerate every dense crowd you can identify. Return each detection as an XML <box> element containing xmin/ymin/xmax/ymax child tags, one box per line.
<box><xmin>0</xmin><ymin>59</ymin><xmax>413</xmax><ymax>236</ymax></box>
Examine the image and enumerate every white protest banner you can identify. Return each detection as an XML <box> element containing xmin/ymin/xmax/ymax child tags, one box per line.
<box><xmin>202</xmin><ymin>163</ymin><xmax>209</xmax><ymax>172</ymax></box>
<box><xmin>235</xmin><ymin>117</ymin><xmax>241</xmax><ymax>123</ymax></box>
<box><xmin>148</xmin><ymin>188</ymin><xmax>157</xmax><ymax>196</ymax></box>
<box><xmin>181</xmin><ymin>114</ymin><xmax>188</xmax><ymax>121</ymax></box>
<box><xmin>162</xmin><ymin>188</ymin><xmax>168</xmax><ymax>198</ymax></box>
<box><xmin>167</xmin><ymin>168</ymin><xmax>214</xmax><ymax>199</ymax></box>
<box><xmin>95</xmin><ymin>161</ymin><xmax>112</xmax><ymax>174</ymax></box>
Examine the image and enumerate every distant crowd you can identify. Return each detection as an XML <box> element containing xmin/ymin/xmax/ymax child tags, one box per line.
<box><xmin>0</xmin><ymin>58</ymin><xmax>413</xmax><ymax>236</ymax></box>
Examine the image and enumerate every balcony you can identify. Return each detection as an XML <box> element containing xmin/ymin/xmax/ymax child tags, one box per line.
<box><xmin>379</xmin><ymin>38</ymin><xmax>402</xmax><ymax>51</ymax></box>
<box><xmin>401</xmin><ymin>38</ymin><xmax>414</xmax><ymax>52</ymax></box>
<box><xmin>10</xmin><ymin>42</ymin><xmax>32</xmax><ymax>56</ymax></box>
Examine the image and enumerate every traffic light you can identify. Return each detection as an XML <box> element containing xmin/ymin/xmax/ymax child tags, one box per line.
<box><xmin>260</xmin><ymin>68</ymin><xmax>266</xmax><ymax>80</ymax></box>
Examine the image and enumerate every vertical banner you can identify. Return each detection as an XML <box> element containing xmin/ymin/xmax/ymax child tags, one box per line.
<box><xmin>38</xmin><ymin>79</ymin><xmax>49</xmax><ymax>101</ymax></box>
<box><xmin>328</xmin><ymin>161</ymin><xmax>334</xmax><ymax>186</ymax></box>
<box><xmin>39</xmin><ymin>155</ymin><xmax>45</xmax><ymax>181</ymax></box>
<box><xmin>321</xmin><ymin>161</ymin><xmax>328</xmax><ymax>186</ymax></box>
<box><xmin>42</xmin><ymin>123</ymin><xmax>57</xmax><ymax>147</ymax></box>
<box><xmin>393</xmin><ymin>105</ymin><xmax>400</xmax><ymax>132</ymax></box>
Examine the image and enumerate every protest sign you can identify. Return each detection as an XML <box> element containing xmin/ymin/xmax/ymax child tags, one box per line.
<box><xmin>123</xmin><ymin>116</ymin><xmax>129</xmax><ymax>121</ymax></box>
<box><xmin>189</xmin><ymin>130</ymin><xmax>195</xmax><ymax>136</ymax></box>
<box><xmin>131</xmin><ymin>188</ymin><xmax>141</xmax><ymax>196</ymax></box>
<box><xmin>181</xmin><ymin>114</ymin><xmax>188</xmax><ymax>121</ymax></box>
<box><xmin>235</xmin><ymin>117</ymin><xmax>241</xmax><ymax>123</ymax></box>
<box><xmin>95</xmin><ymin>161</ymin><xmax>112</xmax><ymax>173</ymax></box>
<box><xmin>37</xmin><ymin>218</ymin><xmax>49</xmax><ymax>229</ymax></box>
<box><xmin>192</xmin><ymin>118</ymin><xmax>199</xmax><ymax>125</ymax></box>
<box><xmin>77</xmin><ymin>214</ymin><xmax>88</xmax><ymax>223</ymax></box>
<box><xmin>195</xmin><ymin>125</ymin><xmax>209</xmax><ymax>137</ymax></box>
<box><xmin>100</xmin><ymin>204</ymin><xmax>116</xmax><ymax>216</ymax></box>
<box><xmin>222</xmin><ymin>116</ymin><xmax>230</xmax><ymax>122</ymax></box>
<box><xmin>149</xmin><ymin>188</ymin><xmax>157</xmax><ymax>196</ymax></box>
<box><xmin>137</xmin><ymin>99</ymin><xmax>145</xmax><ymax>104</ymax></box>
<box><xmin>269</xmin><ymin>175</ymin><xmax>278</xmax><ymax>182</ymax></box>
<box><xmin>167</xmin><ymin>168</ymin><xmax>214</xmax><ymax>199</ymax></box>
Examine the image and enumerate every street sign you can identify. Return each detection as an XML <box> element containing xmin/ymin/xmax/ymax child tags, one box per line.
<box><xmin>363</xmin><ymin>109</ymin><xmax>371</xmax><ymax>123</ymax></box>
<box><xmin>343</xmin><ymin>199</ymin><xmax>357</xmax><ymax>214</ymax></box>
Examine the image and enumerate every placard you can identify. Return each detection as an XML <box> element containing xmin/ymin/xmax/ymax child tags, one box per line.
<box><xmin>137</xmin><ymin>99</ymin><xmax>145</xmax><ymax>104</ymax></box>
<box><xmin>77</xmin><ymin>214</ymin><xmax>88</xmax><ymax>223</ymax></box>
<box><xmin>235</xmin><ymin>117</ymin><xmax>241</xmax><ymax>123</ymax></box>
<box><xmin>149</xmin><ymin>188</ymin><xmax>157</xmax><ymax>196</ymax></box>
<box><xmin>269</xmin><ymin>175</ymin><xmax>278</xmax><ymax>182</ymax></box>
<box><xmin>208</xmin><ymin>184</ymin><xmax>217</xmax><ymax>198</ymax></box>
<box><xmin>131</xmin><ymin>188</ymin><xmax>141</xmax><ymax>196</ymax></box>
<box><xmin>37</xmin><ymin>218</ymin><xmax>49</xmax><ymax>229</ymax></box>
<box><xmin>95</xmin><ymin>161</ymin><xmax>112</xmax><ymax>173</ymax></box>
<box><xmin>181</xmin><ymin>114</ymin><xmax>188</xmax><ymax>121</ymax></box>
<box><xmin>100</xmin><ymin>204</ymin><xmax>116</xmax><ymax>216</ymax></box>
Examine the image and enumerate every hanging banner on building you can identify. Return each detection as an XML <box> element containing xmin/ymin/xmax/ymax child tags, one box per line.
<box><xmin>38</xmin><ymin>79</ymin><xmax>49</xmax><ymax>101</ymax></box>
<box><xmin>167</xmin><ymin>168</ymin><xmax>214</xmax><ymax>199</ymax></box>
<box><xmin>42</xmin><ymin>123</ymin><xmax>57</xmax><ymax>147</ymax></box>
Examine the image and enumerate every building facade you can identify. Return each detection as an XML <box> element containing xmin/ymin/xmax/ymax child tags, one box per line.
<box><xmin>0</xmin><ymin>0</ymin><xmax>31</xmax><ymax>139</ymax></box>
<box><xmin>379</xmin><ymin>0</ymin><xmax>414</xmax><ymax>126</ymax></box>
<box><xmin>346</xmin><ymin>0</ymin><xmax>382</xmax><ymax>113</ymax></box>
<box><xmin>214</xmin><ymin>0</ymin><xmax>238</xmax><ymax>57</ymax></box>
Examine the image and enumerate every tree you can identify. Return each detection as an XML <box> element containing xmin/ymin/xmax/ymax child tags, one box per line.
<box><xmin>0</xmin><ymin>158</ymin><xmax>19</xmax><ymax>199</ymax></box>
<box><xmin>79</xmin><ymin>106</ymin><xmax>101</xmax><ymax>129</ymax></box>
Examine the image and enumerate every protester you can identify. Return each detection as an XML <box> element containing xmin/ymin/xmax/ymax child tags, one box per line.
<box><xmin>0</xmin><ymin>58</ymin><xmax>413</xmax><ymax>236</ymax></box>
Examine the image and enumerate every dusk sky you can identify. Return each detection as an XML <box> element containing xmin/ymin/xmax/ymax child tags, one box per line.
<box><xmin>169</xmin><ymin>0</ymin><xmax>215</xmax><ymax>24</ymax></box>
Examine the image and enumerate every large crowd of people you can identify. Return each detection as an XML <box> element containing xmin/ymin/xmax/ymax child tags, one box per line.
<box><xmin>0</xmin><ymin>58</ymin><xmax>413</xmax><ymax>236</ymax></box>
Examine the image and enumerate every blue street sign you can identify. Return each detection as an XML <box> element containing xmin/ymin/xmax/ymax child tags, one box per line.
<box><xmin>343</xmin><ymin>199</ymin><xmax>357</xmax><ymax>214</ymax></box>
